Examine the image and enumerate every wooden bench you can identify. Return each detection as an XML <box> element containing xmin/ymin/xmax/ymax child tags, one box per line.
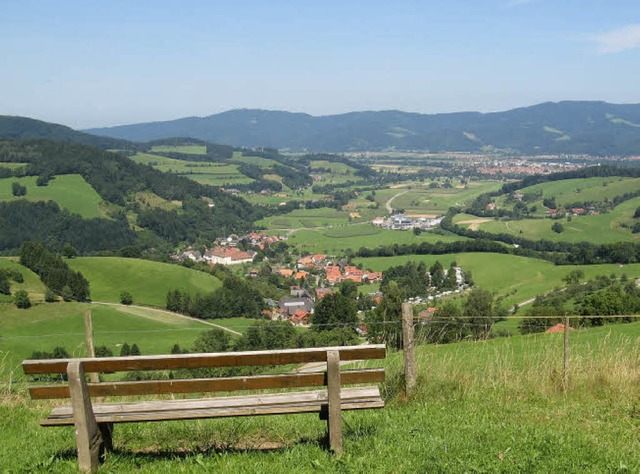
<box><xmin>22</xmin><ymin>344</ymin><xmax>386</xmax><ymax>473</ymax></box>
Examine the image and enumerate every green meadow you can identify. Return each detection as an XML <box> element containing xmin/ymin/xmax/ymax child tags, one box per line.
<box><xmin>289</xmin><ymin>226</ymin><xmax>465</xmax><ymax>254</ymax></box>
<box><xmin>0</xmin><ymin>257</ymin><xmax>48</xmax><ymax>303</ymax></box>
<box><xmin>150</xmin><ymin>145</ymin><xmax>207</xmax><ymax>155</ymax></box>
<box><xmin>67</xmin><ymin>257</ymin><xmax>222</xmax><ymax>307</ymax></box>
<box><xmin>2</xmin><ymin>322</ymin><xmax>638</xmax><ymax>472</ymax></box>
<box><xmin>355</xmin><ymin>252</ymin><xmax>640</xmax><ymax>308</ymax></box>
<box><xmin>0</xmin><ymin>174</ymin><xmax>104</xmax><ymax>218</ymax></box>
<box><xmin>473</xmin><ymin>197</ymin><xmax>640</xmax><ymax>244</ymax></box>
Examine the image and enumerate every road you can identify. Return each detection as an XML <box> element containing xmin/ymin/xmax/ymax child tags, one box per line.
<box><xmin>385</xmin><ymin>190</ymin><xmax>409</xmax><ymax>213</ymax></box>
<box><xmin>90</xmin><ymin>301</ymin><xmax>243</xmax><ymax>336</ymax></box>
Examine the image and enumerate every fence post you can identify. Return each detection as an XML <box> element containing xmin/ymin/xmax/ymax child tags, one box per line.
<box><xmin>401</xmin><ymin>303</ymin><xmax>416</xmax><ymax>395</ymax></box>
<box><xmin>563</xmin><ymin>315</ymin><xmax>570</xmax><ymax>392</ymax></box>
<box><xmin>83</xmin><ymin>309</ymin><xmax>100</xmax><ymax>384</ymax></box>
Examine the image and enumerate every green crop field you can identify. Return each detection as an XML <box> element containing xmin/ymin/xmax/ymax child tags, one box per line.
<box><xmin>355</xmin><ymin>252</ymin><xmax>640</xmax><ymax>308</ymax></box>
<box><xmin>150</xmin><ymin>145</ymin><xmax>207</xmax><ymax>155</ymax></box>
<box><xmin>288</xmin><ymin>226</ymin><xmax>465</xmax><ymax>254</ymax></box>
<box><xmin>0</xmin><ymin>257</ymin><xmax>48</xmax><ymax>303</ymax></box>
<box><xmin>0</xmin><ymin>174</ymin><xmax>104</xmax><ymax>218</ymax></box>
<box><xmin>2</xmin><ymin>322</ymin><xmax>638</xmax><ymax>472</ymax></box>
<box><xmin>67</xmin><ymin>257</ymin><xmax>222</xmax><ymax>307</ymax></box>
<box><xmin>230</xmin><ymin>152</ymin><xmax>280</xmax><ymax>168</ymax></box>
<box><xmin>130</xmin><ymin>153</ymin><xmax>253</xmax><ymax>186</ymax></box>
<box><xmin>255</xmin><ymin>207</ymin><xmax>361</xmax><ymax>230</ymax></box>
<box><xmin>473</xmin><ymin>197</ymin><xmax>640</xmax><ymax>244</ymax></box>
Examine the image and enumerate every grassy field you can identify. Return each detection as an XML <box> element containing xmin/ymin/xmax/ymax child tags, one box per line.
<box><xmin>0</xmin><ymin>174</ymin><xmax>104</xmax><ymax>218</ymax></box>
<box><xmin>150</xmin><ymin>145</ymin><xmax>207</xmax><ymax>155</ymax></box>
<box><xmin>255</xmin><ymin>207</ymin><xmax>362</xmax><ymax>230</ymax></box>
<box><xmin>472</xmin><ymin>197</ymin><xmax>640</xmax><ymax>244</ymax></box>
<box><xmin>355</xmin><ymin>252</ymin><xmax>640</xmax><ymax>308</ymax></box>
<box><xmin>67</xmin><ymin>257</ymin><xmax>222</xmax><ymax>307</ymax></box>
<box><xmin>131</xmin><ymin>153</ymin><xmax>253</xmax><ymax>186</ymax></box>
<box><xmin>0</xmin><ymin>257</ymin><xmax>48</xmax><ymax>303</ymax></box>
<box><xmin>287</xmin><ymin>226</ymin><xmax>465</xmax><ymax>254</ymax></box>
<box><xmin>2</xmin><ymin>322</ymin><xmax>638</xmax><ymax>472</ymax></box>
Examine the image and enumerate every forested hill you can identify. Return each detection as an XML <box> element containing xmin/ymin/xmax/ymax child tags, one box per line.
<box><xmin>0</xmin><ymin>139</ymin><xmax>264</xmax><ymax>253</ymax></box>
<box><xmin>86</xmin><ymin>101</ymin><xmax>640</xmax><ymax>155</ymax></box>
<box><xmin>0</xmin><ymin>116</ymin><xmax>137</xmax><ymax>151</ymax></box>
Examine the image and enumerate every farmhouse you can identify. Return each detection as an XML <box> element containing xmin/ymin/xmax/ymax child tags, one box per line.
<box><xmin>204</xmin><ymin>247</ymin><xmax>256</xmax><ymax>266</ymax></box>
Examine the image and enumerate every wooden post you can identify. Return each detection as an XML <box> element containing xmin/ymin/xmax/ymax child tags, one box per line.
<box><xmin>326</xmin><ymin>350</ymin><xmax>343</xmax><ymax>455</ymax></box>
<box><xmin>83</xmin><ymin>309</ymin><xmax>100</xmax><ymax>385</ymax></box>
<box><xmin>67</xmin><ymin>361</ymin><xmax>104</xmax><ymax>473</ymax></box>
<box><xmin>402</xmin><ymin>303</ymin><xmax>416</xmax><ymax>395</ymax></box>
<box><xmin>563</xmin><ymin>316</ymin><xmax>570</xmax><ymax>392</ymax></box>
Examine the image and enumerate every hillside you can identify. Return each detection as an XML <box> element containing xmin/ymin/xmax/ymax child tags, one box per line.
<box><xmin>67</xmin><ymin>257</ymin><xmax>222</xmax><ymax>307</ymax></box>
<box><xmin>86</xmin><ymin>101</ymin><xmax>640</xmax><ymax>155</ymax></box>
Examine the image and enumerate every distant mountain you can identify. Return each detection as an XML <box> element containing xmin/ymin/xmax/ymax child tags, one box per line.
<box><xmin>85</xmin><ymin>101</ymin><xmax>640</xmax><ymax>155</ymax></box>
<box><xmin>0</xmin><ymin>116</ymin><xmax>137</xmax><ymax>150</ymax></box>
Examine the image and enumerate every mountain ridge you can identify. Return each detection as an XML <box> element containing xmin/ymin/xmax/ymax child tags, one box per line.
<box><xmin>83</xmin><ymin>101</ymin><xmax>640</xmax><ymax>155</ymax></box>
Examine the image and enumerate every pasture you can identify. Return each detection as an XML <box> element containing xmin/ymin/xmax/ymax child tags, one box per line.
<box><xmin>473</xmin><ymin>197</ymin><xmax>640</xmax><ymax>244</ymax></box>
<box><xmin>355</xmin><ymin>252</ymin><xmax>640</xmax><ymax>308</ymax></box>
<box><xmin>150</xmin><ymin>145</ymin><xmax>207</xmax><ymax>155</ymax></box>
<box><xmin>288</xmin><ymin>226</ymin><xmax>465</xmax><ymax>254</ymax></box>
<box><xmin>2</xmin><ymin>321</ymin><xmax>638</xmax><ymax>472</ymax></box>
<box><xmin>0</xmin><ymin>174</ymin><xmax>104</xmax><ymax>218</ymax></box>
<box><xmin>0</xmin><ymin>257</ymin><xmax>48</xmax><ymax>303</ymax></box>
<box><xmin>67</xmin><ymin>257</ymin><xmax>222</xmax><ymax>307</ymax></box>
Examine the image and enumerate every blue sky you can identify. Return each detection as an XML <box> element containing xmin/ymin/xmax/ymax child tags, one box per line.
<box><xmin>1</xmin><ymin>0</ymin><xmax>640</xmax><ymax>128</ymax></box>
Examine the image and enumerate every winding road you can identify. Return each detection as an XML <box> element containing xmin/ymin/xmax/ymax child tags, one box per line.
<box><xmin>385</xmin><ymin>190</ymin><xmax>409</xmax><ymax>213</ymax></box>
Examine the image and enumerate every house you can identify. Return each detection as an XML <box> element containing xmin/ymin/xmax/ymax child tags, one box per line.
<box><xmin>372</xmin><ymin>217</ymin><xmax>385</xmax><ymax>226</ymax></box>
<box><xmin>297</xmin><ymin>256</ymin><xmax>314</xmax><ymax>268</ymax></box>
<box><xmin>290</xmin><ymin>286</ymin><xmax>313</xmax><ymax>299</ymax></box>
<box><xmin>315</xmin><ymin>287</ymin><xmax>333</xmax><ymax>299</ymax></box>
<box><xmin>278</xmin><ymin>295</ymin><xmax>313</xmax><ymax>316</ymax></box>
<box><xmin>295</xmin><ymin>271</ymin><xmax>309</xmax><ymax>280</ymax></box>
<box><xmin>571</xmin><ymin>208</ymin><xmax>585</xmax><ymax>216</ymax></box>
<box><xmin>290</xmin><ymin>309</ymin><xmax>310</xmax><ymax>326</ymax></box>
<box><xmin>325</xmin><ymin>265</ymin><xmax>342</xmax><ymax>285</ymax></box>
<box><xmin>204</xmin><ymin>247</ymin><xmax>256</xmax><ymax>266</ymax></box>
<box><xmin>278</xmin><ymin>269</ymin><xmax>294</xmax><ymax>278</ymax></box>
<box><xmin>364</xmin><ymin>271</ymin><xmax>383</xmax><ymax>282</ymax></box>
<box><xmin>175</xmin><ymin>250</ymin><xmax>203</xmax><ymax>263</ymax></box>
<box><xmin>248</xmin><ymin>268</ymin><xmax>260</xmax><ymax>277</ymax></box>
<box><xmin>546</xmin><ymin>323</ymin><xmax>575</xmax><ymax>333</ymax></box>
<box><xmin>312</xmin><ymin>254</ymin><xmax>326</xmax><ymax>265</ymax></box>
<box><xmin>343</xmin><ymin>266</ymin><xmax>364</xmax><ymax>283</ymax></box>
<box><xmin>486</xmin><ymin>203</ymin><xmax>496</xmax><ymax>211</ymax></box>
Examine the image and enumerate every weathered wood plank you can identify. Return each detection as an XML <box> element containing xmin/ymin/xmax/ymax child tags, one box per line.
<box><xmin>30</xmin><ymin>368</ymin><xmax>385</xmax><ymax>400</ymax></box>
<box><xmin>326</xmin><ymin>350</ymin><xmax>343</xmax><ymax>455</ymax></box>
<box><xmin>23</xmin><ymin>345</ymin><xmax>386</xmax><ymax>375</ymax></box>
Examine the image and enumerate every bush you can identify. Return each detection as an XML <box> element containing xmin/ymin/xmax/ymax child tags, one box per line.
<box><xmin>120</xmin><ymin>291</ymin><xmax>133</xmax><ymax>305</ymax></box>
<box><xmin>14</xmin><ymin>289</ymin><xmax>31</xmax><ymax>309</ymax></box>
<box><xmin>44</xmin><ymin>288</ymin><xmax>57</xmax><ymax>302</ymax></box>
<box><xmin>94</xmin><ymin>345</ymin><xmax>113</xmax><ymax>357</ymax></box>
<box><xmin>120</xmin><ymin>342</ymin><xmax>131</xmax><ymax>356</ymax></box>
<box><xmin>11</xmin><ymin>182</ymin><xmax>26</xmax><ymax>197</ymax></box>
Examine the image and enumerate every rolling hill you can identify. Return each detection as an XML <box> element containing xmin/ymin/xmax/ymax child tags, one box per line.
<box><xmin>86</xmin><ymin>101</ymin><xmax>640</xmax><ymax>154</ymax></box>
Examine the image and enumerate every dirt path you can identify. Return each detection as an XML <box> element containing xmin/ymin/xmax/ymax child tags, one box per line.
<box><xmin>386</xmin><ymin>190</ymin><xmax>409</xmax><ymax>213</ymax></box>
<box><xmin>90</xmin><ymin>301</ymin><xmax>243</xmax><ymax>336</ymax></box>
<box><xmin>457</xmin><ymin>218</ymin><xmax>491</xmax><ymax>231</ymax></box>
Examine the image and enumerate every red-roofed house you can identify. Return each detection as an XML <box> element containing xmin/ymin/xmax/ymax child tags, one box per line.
<box><xmin>204</xmin><ymin>247</ymin><xmax>256</xmax><ymax>266</ymax></box>
<box><xmin>315</xmin><ymin>287</ymin><xmax>333</xmax><ymax>299</ymax></box>
<box><xmin>546</xmin><ymin>323</ymin><xmax>575</xmax><ymax>333</ymax></box>
<box><xmin>290</xmin><ymin>310</ymin><xmax>310</xmax><ymax>326</ymax></box>
<box><xmin>295</xmin><ymin>271</ymin><xmax>309</xmax><ymax>280</ymax></box>
<box><xmin>278</xmin><ymin>269</ymin><xmax>294</xmax><ymax>278</ymax></box>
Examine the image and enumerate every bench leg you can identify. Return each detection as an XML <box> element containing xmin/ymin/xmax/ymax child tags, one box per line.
<box><xmin>98</xmin><ymin>423</ymin><xmax>114</xmax><ymax>452</ymax></box>
<box><xmin>68</xmin><ymin>361</ymin><xmax>104</xmax><ymax>473</ymax></box>
<box><xmin>326</xmin><ymin>350</ymin><xmax>343</xmax><ymax>455</ymax></box>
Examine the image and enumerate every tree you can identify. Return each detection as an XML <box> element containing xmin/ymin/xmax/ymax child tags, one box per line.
<box><xmin>120</xmin><ymin>291</ymin><xmax>133</xmax><ymax>305</ymax></box>
<box><xmin>60</xmin><ymin>285</ymin><xmax>74</xmax><ymax>302</ymax></box>
<box><xmin>551</xmin><ymin>222</ymin><xmax>564</xmax><ymax>233</ymax></box>
<box><xmin>413</xmin><ymin>227</ymin><xmax>422</xmax><ymax>236</ymax></box>
<box><xmin>429</xmin><ymin>261</ymin><xmax>445</xmax><ymax>289</ymax></box>
<box><xmin>192</xmin><ymin>329</ymin><xmax>230</xmax><ymax>353</ymax></box>
<box><xmin>0</xmin><ymin>275</ymin><xmax>9</xmax><ymax>295</ymax></box>
<box><xmin>365</xmin><ymin>281</ymin><xmax>404</xmax><ymax>349</ymax></box>
<box><xmin>120</xmin><ymin>342</ymin><xmax>131</xmax><ymax>356</ymax></box>
<box><xmin>94</xmin><ymin>345</ymin><xmax>113</xmax><ymax>357</ymax></box>
<box><xmin>44</xmin><ymin>288</ymin><xmax>57</xmax><ymax>302</ymax></box>
<box><xmin>339</xmin><ymin>279</ymin><xmax>358</xmax><ymax>301</ymax></box>
<box><xmin>563</xmin><ymin>269</ymin><xmax>585</xmax><ymax>285</ymax></box>
<box><xmin>14</xmin><ymin>289</ymin><xmax>31</xmax><ymax>309</ymax></box>
<box><xmin>130</xmin><ymin>344</ymin><xmax>141</xmax><ymax>356</ymax></box>
<box><xmin>11</xmin><ymin>182</ymin><xmax>26</xmax><ymax>197</ymax></box>
<box><xmin>62</xmin><ymin>243</ymin><xmax>78</xmax><ymax>259</ymax></box>
<box><xmin>311</xmin><ymin>293</ymin><xmax>357</xmax><ymax>331</ymax></box>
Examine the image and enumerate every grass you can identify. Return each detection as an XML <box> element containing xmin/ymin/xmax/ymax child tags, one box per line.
<box><xmin>67</xmin><ymin>257</ymin><xmax>222</xmax><ymax>307</ymax></box>
<box><xmin>150</xmin><ymin>145</ymin><xmax>207</xmax><ymax>155</ymax></box>
<box><xmin>355</xmin><ymin>252</ymin><xmax>640</xmax><ymax>308</ymax></box>
<box><xmin>288</xmin><ymin>227</ymin><xmax>465</xmax><ymax>254</ymax></box>
<box><xmin>0</xmin><ymin>174</ymin><xmax>104</xmax><ymax>218</ymax></box>
<box><xmin>0</xmin><ymin>257</ymin><xmax>48</xmax><ymax>303</ymax></box>
<box><xmin>475</xmin><ymin>197</ymin><xmax>640</xmax><ymax>244</ymax></box>
<box><xmin>2</xmin><ymin>322</ymin><xmax>638</xmax><ymax>472</ymax></box>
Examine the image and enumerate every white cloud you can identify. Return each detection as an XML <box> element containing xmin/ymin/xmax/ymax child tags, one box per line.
<box><xmin>594</xmin><ymin>24</ymin><xmax>640</xmax><ymax>54</ymax></box>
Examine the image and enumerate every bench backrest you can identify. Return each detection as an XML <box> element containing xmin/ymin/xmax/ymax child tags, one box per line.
<box><xmin>23</xmin><ymin>345</ymin><xmax>386</xmax><ymax>400</ymax></box>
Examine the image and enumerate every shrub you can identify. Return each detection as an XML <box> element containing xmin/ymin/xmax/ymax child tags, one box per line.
<box><xmin>120</xmin><ymin>342</ymin><xmax>131</xmax><ymax>356</ymax></box>
<box><xmin>44</xmin><ymin>288</ymin><xmax>57</xmax><ymax>302</ymax></box>
<box><xmin>94</xmin><ymin>345</ymin><xmax>113</xmax><ymax>357</ymax></box>
<box><xmin>14</xmin><ymin>289</ymin><xmax>31</xmax><ymax>309</ymax></box>
<box><xmin>120</xmin><ymin>291</ymin><xmax>133</xmax><ymax>305</ymax></box>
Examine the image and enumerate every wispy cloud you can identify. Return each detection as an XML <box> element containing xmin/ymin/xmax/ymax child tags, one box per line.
<box><xmin>594</xmin><ymin>24</ymin><xmax>640</xmax><ymax>54</ymax></box>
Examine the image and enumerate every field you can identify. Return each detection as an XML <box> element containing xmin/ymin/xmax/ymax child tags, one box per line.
<box><xmin>130</xmin><ymin>153</ymin><xmax>253</xmax><ymax>186</ymax></box>
<box><xmin>67</xmin><ymin>257</ymin><xmax>222</xmax><ymax>307</ymax></box>
<box><xmin>288</xmin><ymin>227</ymin><xmax>465</xmax><ymax>254</ymax></box>
<box><xmin>0</xmin><ymin>174</ymin><xmax>104</xmax><ymax>218</ymax></box>
<box><xmin>355</xmin><ymin>252</ymin><xmax>640</xmax><ymax>309</ymax></box>
<box><xmin>377</xmin><ymin>181</ymin><xmax>503</xmax><ymax>216</ymax></box>
<box><xmin>470</xmin><ymin>197</ymin><xmax>640</xmax><ymax>244</ymax></box>
<box><xmin>149</xmin><ymin>145</ymin><xmax>207</xmax><ymax>155</ymax></box>
<box><xmin>2</xmin><ymin>322</ymin><xmax>638</xmax><ymax>472</ymax></box>
<box><xmin>255</xmin><ymin>207</ymin><xmax>363</xmax><ymax>230</ymax></box>
<box><xmin>0</xmin><ymin>257</ymin><xmax>48</xmax><ymax>303</ymax></box>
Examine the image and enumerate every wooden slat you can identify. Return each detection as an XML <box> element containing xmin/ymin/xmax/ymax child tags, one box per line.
<box><xmin>23</xmin><ymin>345</ymin><xmax>386</xmax><ymax>375</ymax></box>
<box><xmin>30</xmin><ymin>368</ymin><xmax>385</xmax><ymax>400</ymax></box>
<box><xmin>40</xmin><ymin>387</ymin><xmax>383</xmax><ymax>426</ymax></box>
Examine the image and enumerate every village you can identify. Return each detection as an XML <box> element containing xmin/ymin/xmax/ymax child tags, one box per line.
<box><xmin>371</xmin><ymin>214</ymin><xmax>444</xmax><ymax>231</ymax></box>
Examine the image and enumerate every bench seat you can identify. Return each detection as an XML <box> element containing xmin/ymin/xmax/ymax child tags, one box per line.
<box><xmin>42</xmin><ymin>386</ymin><xmax>383</xmax><ymax>426</ymax></box>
